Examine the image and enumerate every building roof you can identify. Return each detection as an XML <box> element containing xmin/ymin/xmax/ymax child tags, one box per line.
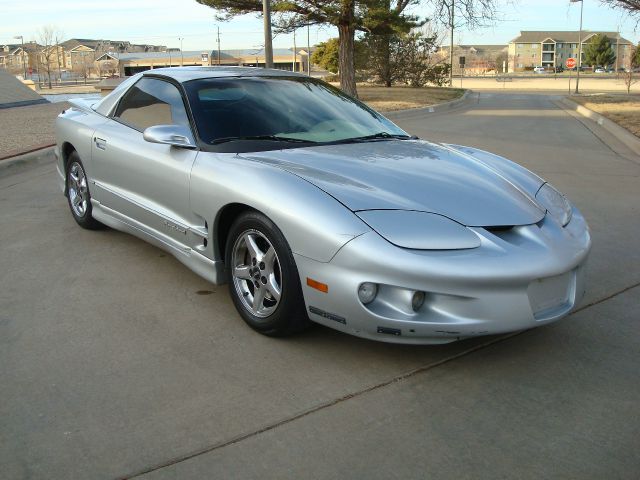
<box><xmin>511</xmin><ymin>31</ymin><xmax>632</xmax><ymax>44</ymax></box>
<box><xmin>109</xmin><ymin>51</ymin><xmax>236</xmax><ymax>61</ymax></box>
<box><xmin>105</xmin><ymin>48</ymin><xmax>306</xmax><ymax>63</ymax></box>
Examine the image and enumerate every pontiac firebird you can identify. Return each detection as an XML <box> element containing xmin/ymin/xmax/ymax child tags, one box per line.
<box><xmin>55</xmin><ymin>67</ymin><xmax>591</xmax><ymax>344</ymax></box>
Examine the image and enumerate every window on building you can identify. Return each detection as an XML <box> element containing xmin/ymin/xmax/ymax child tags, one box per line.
<box><xmin>531</xmin><ymin>43</ymin><xmax>538</xmax><ymax>48</ymax></box>
<box><xmin>517</xmin><ymin>63</ymin><xmax>524</xmax><ymax>68</ymax></box>
<box><xmin>557</xmin><ymin>43</ymin><xmax>564</xmax><ymax>48</ymax></box>
<box><xmin>518</xmin><ymin>44</ymin><xmax>523</xmax><ymax>49</ymax></box>
<box><xmin>113</xmin><ymin>77</ymin><xmax>190</xmax><ymax>132</ymax></box>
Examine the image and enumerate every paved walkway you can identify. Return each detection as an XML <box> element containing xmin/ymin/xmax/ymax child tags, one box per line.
<box><xmin>0</xmin><ymin>102</ymin><xmax>68</xmax><ymax>159</ymax></box>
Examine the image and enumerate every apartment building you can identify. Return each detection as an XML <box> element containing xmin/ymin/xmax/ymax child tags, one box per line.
<box><xmin>508</xmin><ymin>31</ymin><xmax>634</xmax><ymax>72</ymax></box>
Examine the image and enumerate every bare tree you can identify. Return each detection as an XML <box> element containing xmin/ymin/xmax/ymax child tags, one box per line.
<box><xmin>73</xmin><ymin>53</ymin><xmax>94</xmax><ymax>84</ymax></box>
<box><xmin>425</xmin><ymin>0</ymin><xmax>506</xmax><ymax>85</ymax></box>
<box><xmin>37</xmin><ymin>25</ymin><xmax>63</xmax><ymax>89</ymax></box>
<box><xmin>600</xmin><ymin>0</ymin><xmax>640</xmax><ymax>25</ymax></box>
<box><xmin>624</xmin><ymin>45</ymin><xmax>640</xmax><ymax>94</ymax></box>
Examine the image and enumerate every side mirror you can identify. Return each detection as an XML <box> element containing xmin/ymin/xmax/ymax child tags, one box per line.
<box><xmin>143</xmin><ymin>125</ymin><xmax>196</xmax><ymax>149</ymax></box>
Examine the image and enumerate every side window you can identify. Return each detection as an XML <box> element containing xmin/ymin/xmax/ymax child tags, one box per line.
<box><xmin>113</xmin><ymin>77</ymin><xmax>190</xmax><ymax>132</ymax></box>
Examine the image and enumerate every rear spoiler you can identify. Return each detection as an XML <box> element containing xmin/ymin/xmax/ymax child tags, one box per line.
<box><xmin>68</xmin><ymin>98</ymin><xmax>97</xmax><ymax>113</ymax></box>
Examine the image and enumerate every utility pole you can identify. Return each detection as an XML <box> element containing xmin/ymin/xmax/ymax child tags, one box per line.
<box><xmin>14</xmin><ymin>35</ymin><xmax>26</xmax><ymax>79</ymax></box>
<box><xmin>449</xmin><ymin>0</ymin><xmax>455</xmax><ymax>87</ymax></box>
<box><xmin>571</xmin><ymin>0</ymin><xmax>584</xmax><ymax>94</ymax></box>
<box><xmin>217</xmin><ymin>25</ymin><xmax>221</xmax><ymax>65</ymax></box>
<box><xmin>179</xmin><ymin>37</ymin><xmax>184</xmax><ymax>66</ymax></box>
<box><xmin>263</xmin><ymin>0</ymin><xmax>274</xmax><ymax>68</ymax></box>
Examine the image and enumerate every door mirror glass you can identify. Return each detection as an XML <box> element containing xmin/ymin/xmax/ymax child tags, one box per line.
<box><xmin>143</xmin><ymin>125</ymin><xmax>196</xmax><ymax>148</ymax></box>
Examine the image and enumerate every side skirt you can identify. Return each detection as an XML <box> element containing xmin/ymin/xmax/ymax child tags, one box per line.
<box><xmin>91</xmin><ymin>200</ymin><xmax>226</xmax><ymax>285</ymax></box>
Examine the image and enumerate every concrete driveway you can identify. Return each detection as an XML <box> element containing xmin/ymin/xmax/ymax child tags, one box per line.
<box><xmin>1</xmin><ymin>93</ymin><xmax>639</xmax><ymax>479</ymax></box>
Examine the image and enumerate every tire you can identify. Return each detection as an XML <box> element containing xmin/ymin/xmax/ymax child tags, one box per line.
<box><xmin>225</xmin><ymin>211</ymin><xmax>309</xmax><ymax>336</ymax></box>
<box><xmin>66</xmin><ymin>151</ymin><xmax>103</xmax><ymax>230</ymax></box>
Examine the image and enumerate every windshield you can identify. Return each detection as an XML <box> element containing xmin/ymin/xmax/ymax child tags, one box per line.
<box><xmin>183</xmin><ymin>76</ymin><xmax>408</xmax><ymax>145</ymax></box>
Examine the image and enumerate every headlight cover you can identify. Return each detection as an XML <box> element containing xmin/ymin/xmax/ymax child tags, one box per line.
<box><xmin>355</xmin><ymin>210</ymin><xmax>480</xmax><ymax>250</ymax></box>
<box><xmin>535</xmin><ymin>183</ymin><xmax>572</xmax><ymax>227</ymax></box>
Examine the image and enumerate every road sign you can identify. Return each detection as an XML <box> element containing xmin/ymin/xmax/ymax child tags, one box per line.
<box><xmin>566</xmin><ymin>58</ymin><xmax>577</xmax><ymax>69</ymax></box>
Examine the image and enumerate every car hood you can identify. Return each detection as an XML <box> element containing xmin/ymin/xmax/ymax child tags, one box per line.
<box><xmin>240</xmin><ymin>140</ymin><xmax>545</xmax><ymax>227</ymax></box>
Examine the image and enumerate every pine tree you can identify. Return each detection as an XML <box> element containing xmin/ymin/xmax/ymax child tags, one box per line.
<box><xmin>583</xmin><ymin>34</ymin><xmax>616</xmax><ymax>68</ymax></box>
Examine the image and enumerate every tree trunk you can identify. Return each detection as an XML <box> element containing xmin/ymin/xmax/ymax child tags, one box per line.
<box><xmin>338</xmin><ymin>2</ymin><xmax>358</xmax><ymax>98</ymax></box>
<box><xmin>382</xmin><ymin>35</ymin><xmax>392</xmax><ymax>87</ymax></box>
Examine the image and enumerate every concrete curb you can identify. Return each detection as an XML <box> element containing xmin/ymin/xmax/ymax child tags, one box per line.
<box><xmin>560</xmin><ymin>97</ymin><xmax>640</xmax><ymax>157</ymax></box>
<box><xmin>0</xmin><ymin>143</ymin><xmax>55</xmax><ymax>162</ymax></box>
<box><xmin>0</xmin><ymin>98</ymin><xmax>50</xmax><ymax>109</ymax></box>
<box><xmin>385</xmin><ymin>90</ymin><xmax>474</xmax><ymax>120</ymax></box>
<box><xmin>0</xmin><ymin>146</ymin><xmax>55</xmax><ymax>174</ymax></box>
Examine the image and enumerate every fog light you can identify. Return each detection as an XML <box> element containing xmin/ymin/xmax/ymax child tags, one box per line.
<box><xmin>358</xmin><ymin>282</ymin><xmax>378</xmax><ymax>305</ymax></box>
<box><xmin>412</xmin><ymin>291</ymin><xmax>426</xmax><ymax>311</ymax></box>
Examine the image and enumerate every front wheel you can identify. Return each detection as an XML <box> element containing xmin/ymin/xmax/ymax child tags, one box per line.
<box><xmin>66</xmin><ymin>151</ymin><xmax>102</xmax><ymax>230</ymax></box>
<box><xmin>225</xmin><ymin>211</ymin><xmax>309</xmax><ymax>336</ymax></box>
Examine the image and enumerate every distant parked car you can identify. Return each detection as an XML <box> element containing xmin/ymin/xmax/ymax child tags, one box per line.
<box><xmin>533</xmin><ymin>66</ymin><xmax>546</xmax><ymax>74</ymax></box>
<box><xmin>554</xmin><ymin>66</ymin><xmax>564</xmax><ymax>73</ymax></box>
<box><xmin>594</xmin><ymin>68</ymin><xmax>606</xmax><ymax>74</ymax></box>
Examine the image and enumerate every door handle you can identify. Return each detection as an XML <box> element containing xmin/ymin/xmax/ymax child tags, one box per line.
<box><xmin>94</xmin><ymin>137</ymin><xmax>107</xmax><ymax>150</ymax></box>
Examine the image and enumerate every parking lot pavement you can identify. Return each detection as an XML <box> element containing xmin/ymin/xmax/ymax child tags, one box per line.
<box><xmin>142</xmin><ymin>285</ymin><xmax>640</xmax><ymax>480</ymax></box>
<box><xmin>1</xmin><ymin>93</ymin><xmax>639</xmax><ymax>479</ymax></box>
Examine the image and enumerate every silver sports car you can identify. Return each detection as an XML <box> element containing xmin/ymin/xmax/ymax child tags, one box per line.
<box><xmin>55</xmin><ymin>67</ymin><xmax>591</xmax><ymax>344</ymax></box>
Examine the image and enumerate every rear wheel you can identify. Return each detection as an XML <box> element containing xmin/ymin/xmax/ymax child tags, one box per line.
<box><xmin>66</xmin><ymin>151</ymin><xmax>102</xmax><ymax>230</ymax></box>
<box><xmin>225</xmin><ymin>211</ymin><xmax>309</xmax><ymax>336</ymax></box>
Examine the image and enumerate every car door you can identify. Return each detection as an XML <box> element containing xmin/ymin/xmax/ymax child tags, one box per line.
<box><xmin>90</xmin><ymin>76</ymin><xmax>200</xmax><ymax>248</ymax></box>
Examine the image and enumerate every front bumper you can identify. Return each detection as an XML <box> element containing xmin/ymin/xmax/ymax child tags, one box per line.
<box><xmin>296</xmin><ymin>207</ymin><xmax>591</xmax><ymax>344</ymax></box>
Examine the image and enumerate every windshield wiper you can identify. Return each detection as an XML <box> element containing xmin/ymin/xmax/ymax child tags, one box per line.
<box><xmin>327</xmin><ymin>132</ymin><xmax>417</xmax><ymax>144</ymax></box>
<box><xmin>211</xmin><ymin>135</ymin><xmax>316</xmax><ymax>145</ymax></box>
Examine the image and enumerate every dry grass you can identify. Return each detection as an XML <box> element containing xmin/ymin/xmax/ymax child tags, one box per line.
<box><xmin>572</xmin><ymin>94</ymin><xmax>640</xmax><ymax>137</ymax></box>
<box><xmin>356</xmin><ymin>85</ymin><xmax>465</xmax><ymax>112</ymax></box>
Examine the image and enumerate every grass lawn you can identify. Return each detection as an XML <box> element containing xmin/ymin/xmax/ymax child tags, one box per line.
<box><xmin>572</xmin><ymin>94</ymin><xmax>640</xmax><ymax>137</ymax></box>
<box><xmin>356</xmin><ymin>85</ymin><xmax>465</xmax><ymax>112</ymax></box>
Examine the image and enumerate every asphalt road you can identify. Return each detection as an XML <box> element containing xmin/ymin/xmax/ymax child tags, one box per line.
<box><xmin>1</xmin><ymin>93</ymin><xmax>639</xmax><ymax>479</ymax></box>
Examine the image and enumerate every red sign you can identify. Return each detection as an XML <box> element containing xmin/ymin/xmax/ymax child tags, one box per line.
<box><xmin>566</xmin><ymin>58</ymin><xmax>577</xmax><ymax>69</ymax></box>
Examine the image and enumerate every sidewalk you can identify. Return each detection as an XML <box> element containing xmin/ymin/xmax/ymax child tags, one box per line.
<box><xmin>0</xmin><ymin>102</ymin><xmax>68</xmax><ymax>160</ymax></box>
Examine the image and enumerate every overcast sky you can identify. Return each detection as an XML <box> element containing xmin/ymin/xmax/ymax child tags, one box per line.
<box><xmin>0</xmin><ymin>0</ymin><xmax>637</xmax><ymax>51</ymax></box>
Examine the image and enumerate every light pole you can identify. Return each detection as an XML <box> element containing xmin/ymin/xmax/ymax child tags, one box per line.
<box><xmin>571</xmin><ymin>0</ymin><xmax>584</xmax><ymax>94</ymax></box>
<box><xmin>449</xmin><ymin>0</ymin><xmax>455</xmax><ymax>87</ymax></box>
<box><xmin>13</xmin><ymin>35</ymin><xmax>27</xmax><ymax>79</ymax></box>
<box><xmin>179</xmin><ymin>37</ymin><xmax>184</xmax><ymax>66</ymax></box>
<box><xmin>216</xmin><ymin>25</ymin><xmax>221</xmax><ymax>65</ymax></box>
<box><xmin>292</xmin><ymin>29</ymin><xmax>297</xmax><ymax>72</ymax></box>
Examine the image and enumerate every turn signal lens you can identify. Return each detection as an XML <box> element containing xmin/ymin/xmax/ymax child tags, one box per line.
<box><xmin>412</xmin><ymin>291</ymin><xmax>426</xmax><ymax>312</ymax></box>
<box><xmin>307</xmin><ymin>278</ymin><xmax>328</xmax><ymax>293</ymax></box>
<box><xmin>358</xmin><ymin>282</ymin><xmax>378</xmax><ymax>305</ymax></box>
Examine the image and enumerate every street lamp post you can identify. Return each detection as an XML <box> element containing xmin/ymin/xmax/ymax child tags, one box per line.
<box><xmin>216</xmin><ymin>25</ymin><xmax>221</xmax><ymax>65</ymax></box>
<box><xmin>571</xmin><ymin>0</ymin><xmax>584</xmax><ymax>94</ymax></box>
<box><xmin>13</xmin><ymin>35</ymin><xmax>27</xmax><ymax>79</ymax></box>
<box><xmin>179</xmin><ymin>37</ymin><xmax>184</xmax><ymax>66</ymax></box>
